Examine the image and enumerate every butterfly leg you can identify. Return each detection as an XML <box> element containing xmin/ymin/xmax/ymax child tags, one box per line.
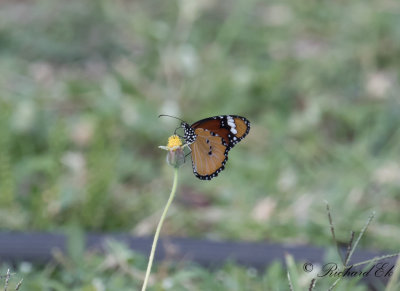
<box><xmin>184</xmin><ymin>145</ymin><xmax>192</xmax><ymax>163</ymax></box>
<box><xmin>174</xmin><ymin>126</ymin><xmax>182</xmax><ymax>136</ymax></box>
<box><xmin>173</xmin><ymin>127</ymin><xmax>185</xmax><ymax>140</ymax></box>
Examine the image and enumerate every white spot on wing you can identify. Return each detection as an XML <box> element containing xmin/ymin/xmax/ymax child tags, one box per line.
<box><xmin>227</xmin><ymin>116</ymin><xmax>237</xmax><ymax>135</ymax></box>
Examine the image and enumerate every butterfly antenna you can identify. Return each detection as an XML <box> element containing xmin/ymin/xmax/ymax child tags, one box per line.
<box><xmin>174</xmin><ymin>126</ymin><xmax>182</xmax><ymax>135</ymax></box>
<box><xmin>158</xmin><ymin>114</ymin><xmax>185</xmax><ymax>123</ymax></box>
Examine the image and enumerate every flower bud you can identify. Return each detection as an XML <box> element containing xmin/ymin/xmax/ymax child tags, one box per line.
<box><xmin>159</xmin><ymin>135</ymin><xmax>186</xmax><ymax>168</ymax></box>
<box><xmin>166</xmin><ymin>146</ymin><xmax>185</xmax><ymax>168</ymax></box>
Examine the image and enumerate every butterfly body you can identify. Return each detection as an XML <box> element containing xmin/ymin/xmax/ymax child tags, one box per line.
<box><xmin>181</xmin><ymin>115</ymin><xmax>250</xmax><ymax>180</ymax></box>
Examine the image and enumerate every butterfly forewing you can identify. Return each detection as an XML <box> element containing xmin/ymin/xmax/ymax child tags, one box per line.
<box><xmin>230</xmin><ymin>117</ymin><xmax>249</xmax><ymax>139</ymax></box>
<box><xmin>191</xmin><ymin>115</ymin><xmax>250</xmax><ymax>149</ymax></box>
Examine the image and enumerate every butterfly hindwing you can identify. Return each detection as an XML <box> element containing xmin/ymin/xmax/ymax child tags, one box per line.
<box><xmin>189</xmin><ymin>128</ymin><xmax>229</xmax><ymax>180</ymax></box>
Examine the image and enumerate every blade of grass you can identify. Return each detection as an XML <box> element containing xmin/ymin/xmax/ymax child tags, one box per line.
<box><xmin>345</xmin><ymin>211</ymin><xmax>375</xmax><ymax>266</ymax></box>
<box><xmin>325</xmin><ymin>202</ymin><xmax>344</xmax><ymax>265</ymax></box>
<box><xmin>344</xmin><ymin>231</ymin><xmax>355</xmax><ymax>266</ymax></box>
<box><xmin>15</xmin><ymin>279</ymin><xmax>23</xmax><ymax>291</ymax></box>
<box><xmin>386</xmin><ymin>255</ymin><xmax>400</xmax><ymax>291</ymax></box>
<box><xmin>285</xmin><ymin>252</ymin><xmax>299</xmax><ymax>291</ymax></box>
<box><xmin>4</xmin><ymin>269</ymin><xmax>10</xmax><ymax>291</ymax></box>
<box><xmin>350</xmin><ymin>253</ymin><xmax>400</xmax><ymax>268</ymax></box>
<box><xmin>287</xmin><ymin>271</ymin><xmax>293</xmax><ymax>291</ymax></box>
<box><xmin>308</xmin><ymin>278</ymin><xmax>316</xmax><ymax>291</ymax></box>
<box><xmin>327</xmin><ymin>277</ymin><xmax>342</xmax><ymax>291</ymax></box>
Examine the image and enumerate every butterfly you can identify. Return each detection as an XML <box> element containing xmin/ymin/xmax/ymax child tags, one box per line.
<box><xmin>161</xmin><ymin>115</ymin><xmax>250</xmax><ymax>180</ymax></box>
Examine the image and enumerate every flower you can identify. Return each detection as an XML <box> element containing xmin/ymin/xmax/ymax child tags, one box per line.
<box><xmin>159</xmin><ymin>135</ymin><xmax>186</xmax><ymax>168</ymax></box>
<box><xmin>159</xmin><ymin>135</ymin><xmax>183</xmax><ymax>151</ymax></box>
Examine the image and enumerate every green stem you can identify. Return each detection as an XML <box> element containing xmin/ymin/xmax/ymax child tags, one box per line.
<box><xmin>141</xmin><ymin>168</ymin><xmax>179</xmax><ymax>291</ymax></box>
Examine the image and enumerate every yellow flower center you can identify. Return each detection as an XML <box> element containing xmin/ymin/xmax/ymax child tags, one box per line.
<box><xmin>167</xmin><ymin>135</ymin><xmax>183</xmax><ymax>150</ymax></box>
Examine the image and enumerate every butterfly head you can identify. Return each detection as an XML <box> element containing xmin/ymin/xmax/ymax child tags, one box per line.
<box><xmin>181</xmin><ymin>122</ymin><xmax>197</xmax><ymax>144</ymax></box>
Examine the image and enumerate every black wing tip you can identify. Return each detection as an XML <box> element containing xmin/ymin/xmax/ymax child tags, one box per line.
<box><xmin>225</xmin><ymin>116</ymin><xmax>251</xmax><ymax>149</ymax></box>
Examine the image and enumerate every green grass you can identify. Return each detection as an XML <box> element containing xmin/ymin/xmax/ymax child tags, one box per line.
<box><xmin>0</xmin><ymin>239</ymin><xmax>372</xmax><ymax>291</ymax></box>
<box><xmin>0</xmin><ymin>0</ymin><xmax>399</xmax><ymax>289</ymax></box>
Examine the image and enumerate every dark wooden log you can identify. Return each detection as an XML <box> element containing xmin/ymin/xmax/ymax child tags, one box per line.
<box><xmin>0</xmin><ymin>232</ymin><xmax>397</xmax><ymax>289</ymax></box>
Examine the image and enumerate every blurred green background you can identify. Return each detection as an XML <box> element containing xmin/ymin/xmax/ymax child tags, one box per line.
<box><xmin>0</xmin><ymin>0</ymin><xmax>399</xmax><ymax>289</ymax></box>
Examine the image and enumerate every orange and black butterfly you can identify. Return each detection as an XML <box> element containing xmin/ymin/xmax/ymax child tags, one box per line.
<box><xmin>161</xmin><ymin>115</ymin><xmax>250</xmax><ymax>180</ymax></box>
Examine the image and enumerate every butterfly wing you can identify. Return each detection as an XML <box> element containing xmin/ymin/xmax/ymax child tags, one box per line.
<box><xmin>191</xmin><ymin>115</ymin><xmax>250</xmax><ymax>149</ymax></box>
<box><xmin>189</xmin><ymin>115</ymin><xmax>250</xmax><ymax>180</ymax></box>
<box><xmin>189</xmin><ymin>128</ymin><xmax>229</xmax><ymax>180</ymax></box>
